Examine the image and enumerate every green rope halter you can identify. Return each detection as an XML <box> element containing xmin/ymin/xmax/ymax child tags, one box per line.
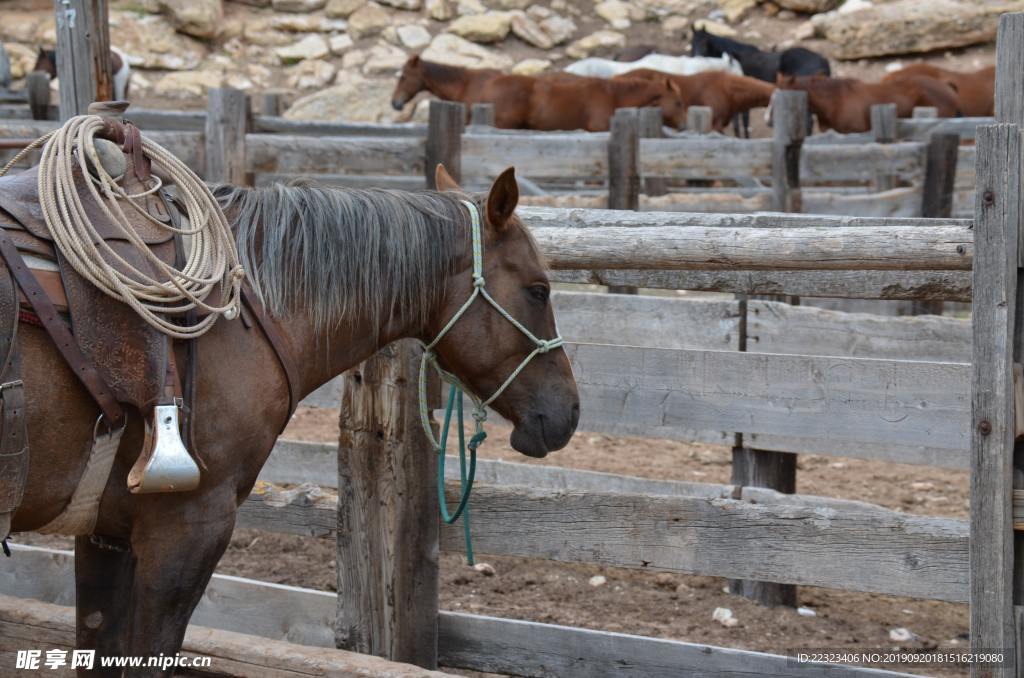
<box><xmin>418</xmin><ymin>199</ymin><xmax>565</xmax><ymax>565</ymax></box>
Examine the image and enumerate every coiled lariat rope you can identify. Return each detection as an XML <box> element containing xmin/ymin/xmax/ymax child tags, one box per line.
<box><xmin>418</xmin><ymin>199</ymin><xmax>565</xmax><ymax>564</ymax></box>
<box><xmin>0</xmin><ymin>115</ymin><xmax>243</xmax><ymax>339</ymax></box>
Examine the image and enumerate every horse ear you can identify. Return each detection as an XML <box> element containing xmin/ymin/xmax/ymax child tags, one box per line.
<box><xmin>434</xmin><ymin>164</ymin><xmax>461</xmax><ymax>191</ymax></box>
<box><xmin>486</xmin><ymin>167</ymin><xmax>519</xmax><ymax>232</ymax></box>
<box><xmin>666</xmin><ymin>77</ymin><xmax>681</xmax><ymax>96</ymax></box>
<box><xmin>410</xmin><ymin>54</ymin><xmax>420</xmax><ymax>66</ymax></box>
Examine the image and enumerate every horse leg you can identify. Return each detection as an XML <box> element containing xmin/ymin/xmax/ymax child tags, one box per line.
<box><xmin>75</xmin><ymin>535</ymin><xmax>135</xmax><ymax>677</ymax></box>
<box><xmin>123</xmin><ymin>492</ymin><xmax>238</xmax><ymax>676</ymax></box>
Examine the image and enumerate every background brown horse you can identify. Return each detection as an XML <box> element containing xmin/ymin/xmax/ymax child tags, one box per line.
<box><xmin>777</xmin><ymin>74</ymin><xmax>961</xmax><ymax>133</ymax></box>
<box><xmin>10</xmin><ymin>166</ymin><xmax>579</xmax><ymax>675</ymax></box>
<box><xmin>882</xmin><ymin>63</ymin><xmax>995</xmax><ymax>117</ymax></box>
<box><xmin>391</xmin><ymin>56</ymin><xmax>685</xmax><ymax>131</ymax></box>
<box><xmin>618</xmin><ymin>69</ymin><xmax>775</xmax><ymax>132</ymax></box>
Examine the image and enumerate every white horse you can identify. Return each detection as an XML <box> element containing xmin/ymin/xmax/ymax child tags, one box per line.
<box><xmin>564</xmin><ymin>53</ymin><xmax>743</xmax><ymax>79</ymax></box>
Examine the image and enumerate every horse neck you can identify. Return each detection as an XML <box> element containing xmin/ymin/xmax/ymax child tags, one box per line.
<box><xmin>727</xmin><ymin>76</ymin><xmax>774</xmax><ymax>109</ymax></box>
<box><xmin>710</xmin><ymin>35</ymin><xmax>758</xmax><ymax>58</ymax></box>
<box><xmin>420</xmin><ymin>61</ymin><xmax>473</xmax><ymax>101</ymax></box>
<box><xmin>609</xmin><ymin>78</ymin><xmax>661</xmax><ymax>107</ymax></box>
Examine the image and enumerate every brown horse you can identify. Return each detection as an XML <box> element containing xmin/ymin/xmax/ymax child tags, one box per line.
<box><xmin>882</xmin><ymin>63</ymin><xmax>995</xmax><ymax>117</ymax></box>
<box><xmin>391</xmin><ymin>56</ymin><xmax>685</xmax><ymax>131</ymax></box>
<box><xmin>776</xmin><ymin>74</ymin><xmax>962</xmax><ymax>133</ymax></box>
<box><xmin>617</xmin><ymin>68</ymin><xmax>775</xmax><ymax>132</ymax></box>
<box><xmin>9</xmin><ymin>165</ymin><xmax>579</xmax><ymax>675</ymax></box>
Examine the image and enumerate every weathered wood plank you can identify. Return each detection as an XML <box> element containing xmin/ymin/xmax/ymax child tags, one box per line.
<box><xmin>531</xmin><ymin>224</ymin><xmax>972</xmax><ymax>271</ymax></box>
<box><xmin>608</xmin><ymin>108</ymin><xmax>639</xmax><ymax>211</ymax></box>
<box><xmin>438</xmin><ymin>612</ymin><xmax>918</xmax><ymax>678</ymax></box>
<box><xmin>205</xmin><ymin>88</ymin><xmax>249</xmax><ymax>184</ymax></box>
<box><xmin>747</xmin><ymin>299</ymin><xmax>971</xmax><ymax>362</ymax></box>
<box><xmin>53</xmin><ymin>0</ymin><xmax>110</xmax><ymax>119</ymax></box>
<box><xmin>802</xmin><ymin>142</ymin><xmax>926</xmax><ymax>183</ymax></box>
<box><xmin>871</xmin><ymin>103</ymin><xmax>898</xmax><ymax>191</ymax></box>
<box><xmin>336</xmin><ymin>341</ymin><xmax>439</xmax><ymax>666</ymax></box>
<box><xmin>970</xmin><ymin>104</ymin><xmax>1020</xmax><ymax>676</ymax></box>
<box><xmin>640</xmin><ymin>137</ymin><xmax>773</xmax><ymax>179</ymax></box>
<box><xmin>548</xmin><ymin>269</ymin><xmax>972</xmax><ymax>301</ymax></box>
<box><xmin>438</xmin><ymin>485</ymin><xmax>968</xmax><ymax>602</ymax></box>
<box><xmin>246</xmin><ymin>134</ymin><xmax>425</xmax><ymax>175</ymax></box>
<box><xmin>567</xmin><ymin>344</ymin><xmax>969</xmax><ymax>451</ymax></box>
<box><xmin>896</xmin><ymin>116</ymin><xmax>990</xmax><ymax>141</ymax></box>
<box><xmin>463</xmin><ymin>134</ymin><xmax>608</xmax><ymax>179</ymax></box>
<box><xmin>252</xmin><ymin>116</ymin><xmax>427</xmax><ymax>137</ymax></box>
<box><xmin>771</xmin><ymin>90</ymin><xmax>806</xmax><ymax>213</ymax></box>
<box><xmin>0</xmin><ymin>595</ymin><xmax>450</xmax><ymax>678</ymax></box>
<box><xmin>425</xmin><ymin>100</ymin><xmax>463</xmax><ymax>188</ymax></box>
<box><xmin>0</xmin><ymin>546</ymin><xmax>913</xmax><ymax>678</ymax></box>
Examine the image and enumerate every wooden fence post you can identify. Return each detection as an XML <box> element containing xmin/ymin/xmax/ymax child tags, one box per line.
<box><xmin>912</xmin><ymin>132</ymin><xmax>961</xmax><ymax>316</ymax></box>
<box><xmin>470</xmin><ymin>103</ymin><xmax>494</xmax><ymax>127</ymax></box>
<box><xmin>425</xmin><ymin>100</ymin><xmax>464</xmax><ymax>189</ymax></box>
<box><xmin>260</xmin><ymin>91</ymin><xmax>282</xmax><ymax>117</ymax></box>
<box><xmin>0</xmin><ymin>43</ymin><xmax>10</xmax><ymax>91</ymax></box>
<box><xmin>204</xmin><ymin>88</ymin><xmax>249</xmax><ymax>185</ymax></box>
<box><xmin>638</xmin><ymin>107</ymin><xmax>666</xmax><ymax>197</ymax></box>
<box><xmin>771</xmin><ymin>90</ymin><xmax>805</xmax><ymax>213</ymax></box>
<box><xmin>686</xmin><ymin>105</ymin><xmax>712</xmax><ymax>134</ymax></box>
<box><xmin>870</xmin><ymin>103</ymin><xmax>898</xmax><ymax>192</ymax></box>
<box><xmin>607</xmin><ymin>107</ymin><xmax>639</xmax><ymax>295</ymax></box>
<box><xmin>53</xmin><ymin>0</ymin><xmax>112</xmax><ymax>120</ymax></box>
<box><xmin>731</xmin><ymin>89</ymin><xmax>804</xmax><ymax>608</ymax></box>
<box><xmin>26</xmin><ymin>72</ymin><xmax>51</xmax><ymax>121</ymax></box>
<box><xmin>971</xmin><ymin>13</ymin><xmax>1024</xmax><ymax>677</ymax></box>
<box><xmin>336</xmin><ymin>340</ymin><xmax>439</xmax><ymax>669</ymax></box>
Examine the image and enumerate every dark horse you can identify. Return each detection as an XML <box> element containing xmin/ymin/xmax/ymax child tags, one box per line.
<box><xmin>11</xmin><ymin>165</ymin><xmax>579</xmax><ymax>675</ymax></box>
<box><xmin>690</xmin><ymin>27</ymin><xmax>830</xmax><ymax>135</ymax></box>
<box><xmin>392</xmin><ymin>55</ymin><xmax>685</xmax><ymax>131</ymax></box>
<box><xmin>33</xmin><ymin>46</ymin><xmax>132</xmax><ymax>100</ymax></box>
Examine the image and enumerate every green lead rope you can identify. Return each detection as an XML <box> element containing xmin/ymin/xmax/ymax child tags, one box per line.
<box><xmin>436</xmin><ymin>384</ymin><xmax>484</xmax><ymax>565</ymax></box>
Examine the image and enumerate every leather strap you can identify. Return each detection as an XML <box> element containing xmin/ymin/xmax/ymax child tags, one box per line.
<box><xmin>241</xmin><ymin>287</ymin><xmax>300</xmax><ymax>422</ymax></box>
<box><xmin>0</xmin><ymin>229</ymin><xmax>124</xmax><ymax>427</ymax></box>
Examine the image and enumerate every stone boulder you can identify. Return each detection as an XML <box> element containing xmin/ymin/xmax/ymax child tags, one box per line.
<box><xmin>425</xmin><ymin>0</ymin><xmax>456</xmax><ymax>20</ymax></box>
<box><xmin>153</xmin><ymin>69</ymin><xmax>224</xmax><ymax>98</ymax></box>
<box><xmin>326</xmin><ymin>0</ymin><xmax>366</xmax><ymax>17</ymax></box>
<box><xmin>112</xmin><ymin>13</ymin><xmax>206</xmax><ymax>70</ymax></box>
<box><xmin>330</xmin><ymin>34</ymin><xmax>356</xmax><ymax>54</ymax></box>
<box><xmin>512</xmin><ymin>57</ymin><xmax>551</xmax><ymax>75</ymax></box>
<box><xmin>158</xmin><ymin>0</ymin><xmax>223</xmax><ymax>40</ymax></box>
<box><xmin>268</xmin><ymin>15</ymin><xmax>349</xmax><ymax>32</ymax></box>
<box><xmin>272</xmin><ymin>0</ymin><xmax>328</xmax><ymax>11</ymax></box>
<box><xmin>813</xmin><ymin>0</ymin><xmax>1019</xmax><ymax>59</ymax></box>
<box><xmin>565</xmin><ymin>29</ymin><xmax>625</xmax><ymax>58</ymax></box>
<box><xmin>276</xmin><ymin>34</ymin><xmax>330</xmax><ymax>63</ymax></box>
<box><xmin>447</xmin><ymin>12</ymin><xmax>512</xmax><ymax>43</ymax></box>
<box><xmin>716</xmin><ymin>0</ymin><xmax>757</xmax><ymax>22</ymax></box>
<box><xmin>285</xmin><ymin>73</ymin><xmax>396</xmax><ymax>122</ymax></box>
<box><xmin>510</xmin><ymin>12</ymin><xmax>553</xmax><ymax>48</ymax></box>
<box><xmin>529</xmin><ymin>7</ymin><xmax>576</xmax><ymax>45</ymax></box>
<box><xmin>362</xmin><ymin>43</ymin><xmax>407</xmax><ymax>74</ymax></box>
<box><xmin>377</xmin><ymin>0</ymin><xmax>422</xmax><ymax>9</ymax></box>
<box><xmin>595</xmin><ymin>0</ymin><xmax>644</xmax><ymax>29</ymax></box>
<box><xmin>288</xmin><ymin>58</ymin><xmax>337</xmax><ymax>88</ymax></box>
<box><xmin>394</xmin><ymin>23</ymin><xmax>432</xmax><ymax>49</ymax></box>
<box><xmin>457</xmin><ymin>0</ymin><xmax>487</xmax><ymax>16</ymax></box>
<box><xmin>421</xmin><ymin>33</ymin><xmax>514</xmax><ymax>68</ymax></box>
<box><xmin>348</xmin><ymin>2</ymin><xmax>392</xmax><ymax>38</ymax></box>
<box><xmin>774</xmin><ymin>0</ymin><xmax>839</xmax><ymax>12</ymax></box>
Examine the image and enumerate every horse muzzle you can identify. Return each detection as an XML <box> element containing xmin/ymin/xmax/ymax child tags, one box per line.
<box><xmin>509</xmin><ymin>398</ymin><xmax>580</xmax><ymax>458</ymax></box>
<box><xmin>391</xmin><ymin>98</ymin><xmax>406</xmax><ymax>111</ymax></box>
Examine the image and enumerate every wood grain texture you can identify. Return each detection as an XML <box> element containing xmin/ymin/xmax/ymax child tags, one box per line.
<box><xmin>922</xmin><ymin>133</ymin><xmax>961</xmax><ymax>220</ymax></box>
<box><xmin>336</xmin><ymin>341</ymin><xmax>439</xmax><ymax>667</ymax></box>
<box><xmin>425</xmin><ymin>100</ymin><xmax>464</xmax><ymax>188</ymax></box>
<box><xmin>566</xmin><ymin>343</ymin><xmax>969</xmax><ymax>451</ymax></box>
<box><xmin>438</xmin><ymin>612</ymin><xmax>917</xmax><ymax>678</ymax></box>
<box><xmin>52</xmin><ymin>0</ymin><xmax>110</xmax><ymax>119</ymax></box>
<box><xmin>252</xmin><ymin>116</ymin><xmax>427</xmax><ymax>137</ymax></box>
<box><xmin>871</xmin><ymin>103</ymin><xmax>898</xmax><ymax>191</ymax></box>
<box><xmin>638</xmin><ymin>106</ymin><xmax>667</xmax><ymax>196</ymax></box>
<box><xmin>896</xmin><ymin>116</ymin><xmax>988</xmax><ymax>141</ymax></box>
<box><xmin>0</xmin><ymin>546</ymin><xmax>913</xmax><ymax>678</ymax></box>
<box><xmin>640</xmin><ymin>136</ymin><xmax>773</xmax><ymax>179</ymax></box>
<box><xmin>0</xmin><ymin>593</ymin><xmax>451</xmax><ymax>677</ymax></box>
<box><xmin>548</xmin><ymin>269</ymin><xmax>972</xmax><ymax>301</ymax></box>
<box><xmin>772</xmin><ymin>90</ymin><xmax>806</xmax><ymax>213</ymax></box>
<box><xmin>470</xmin><ymin>103</ymin><xmax>494</xmax><ymax>126</ymax></box>
<box><xmin>802</xmin><ymin>142</ymin><xmax>926</xmax><ymax>183</ymax></box>
<box><xmin>205</xmin><ymin>88</ymin><xmax>249</xmax><ymax>184</ymax></box>
<box><xmin>530</xmin><ymin>224</ymin><xmax>972</xmax><ymax>271</ymax></box>
<box><xmin>608</xmin><ymin>108</ymin><xmax>639</xmax><ymax>210</ymax></box>
<box><xmin>970</xmin><ymin>121</ymin><xmax>1020</xmax><ymax>676</ymax></box>
<box><xmin>247</xmin><ymin>134</ymin><xmax>425</xmax><ymax>176</ymax></box>
<box><xmin>686</xmin><ymin>106</ymin><xmax>713</xmax><ymax>134</ymax></box>
<box><xmin>437</xmin><ymin>484</ymin><xmax>968</xmax><ymax>602</ymax></box>
<box><xmin>463</xmin><ymin>134</ymin><xmax>608</xmax><ymax>179</ymax></box>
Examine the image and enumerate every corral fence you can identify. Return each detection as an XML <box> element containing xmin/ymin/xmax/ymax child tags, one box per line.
<box><xmin>0</xmin><ymin>18</ymin><xmax>1022</xmax><ymax>678</ymax></box>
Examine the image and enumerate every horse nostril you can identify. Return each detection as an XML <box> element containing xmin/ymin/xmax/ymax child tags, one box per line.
<box><xmin>570</xmin><ymin>401</ymin><xmax>580</xmax><ymax>428</ymax></box>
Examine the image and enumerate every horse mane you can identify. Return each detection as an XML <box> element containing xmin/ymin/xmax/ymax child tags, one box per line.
<box><xmin>214</xmin><ymin>183</ymin><xmax>471</xmax><ymax>334</ymax></box>
<box><xmin>421</xmin><ymin>58</ymin><xmax>476</xmax><ymax>84</ymax></box>
<box><xmin>703</xmin><ymin>32</ymin><xmax>759</xmax><ymax>57</ymax></box>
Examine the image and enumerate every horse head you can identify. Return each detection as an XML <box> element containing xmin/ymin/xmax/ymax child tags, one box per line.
<box><xmin>429</xmin><ymin>164</ymin><xmax>580</xmax><ymax>457</ymax></box>
<box><xmin>392</xmin><ymin>55</ymin><xmax>425</xmax><ymax>111</ymax></box>
<box><xmin>33</xmin><ymin>47</ymin><xmax>57</xmax><ymax>78</ymax></box>
<box><xmin>660</xmin><ymin>77</ymin><xmax>687</xmax><ymax>129</ymax></box>
<box><xmin>690</xmin><ymin>26</ymin><xmax>719</xmax><ymax>58</ymax></box>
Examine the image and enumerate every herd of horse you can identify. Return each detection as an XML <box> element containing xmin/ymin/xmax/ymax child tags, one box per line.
<box><xmin>391</xmin><ymin>28</ymin><xmax>996</xmax><ymax>135</ymax></box>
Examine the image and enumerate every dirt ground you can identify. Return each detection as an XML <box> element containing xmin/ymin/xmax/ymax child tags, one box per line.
<box><xmin>224</xmin><ymin>406</ymin><xmax>972</xmax><ymax>678</ymax></box>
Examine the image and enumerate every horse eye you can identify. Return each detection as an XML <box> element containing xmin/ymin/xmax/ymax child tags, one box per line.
<box><xmin>527</xmin><ymin>285</ymin><xmax>549</xmax><ymax>304</ymax></box>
